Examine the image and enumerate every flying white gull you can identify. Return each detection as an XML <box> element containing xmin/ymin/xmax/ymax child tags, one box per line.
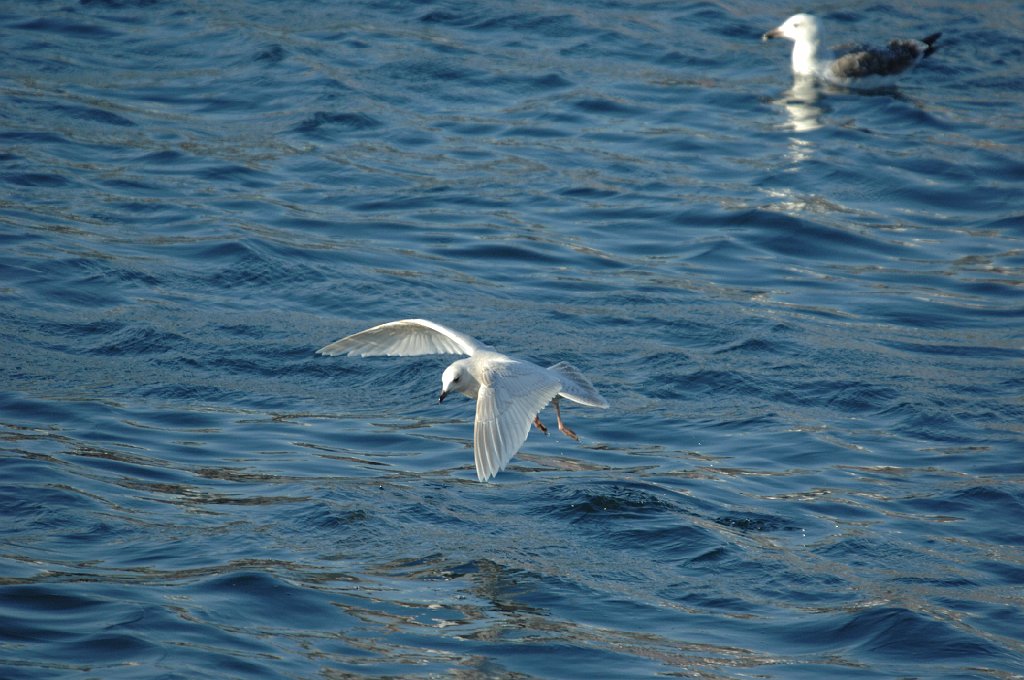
<box><xmin>763</xmin><ymin>13</ymin><xmax>941</xmax><ymax>87</ymax></box>
<box><xmin>316</xmin><ymin>319</ymin><xmax>608</xmax><ymax>482</ymax></box>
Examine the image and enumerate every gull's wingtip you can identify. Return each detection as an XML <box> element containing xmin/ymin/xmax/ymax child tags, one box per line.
<box><xmin>315</xmin><ymin>341</ymin><xmax>350</xmax><ymax>356</ymax></box>
<box><xmin>474</xmin><ymin>457</ymin><xmax>498</xmax><ymax>483</ymax></box>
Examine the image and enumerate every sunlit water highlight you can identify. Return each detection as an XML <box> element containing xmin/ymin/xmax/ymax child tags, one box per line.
<box><xmin>2</xmin><ymin>1</ymin><xmax>1022</xmax><ymax>677</ymax></box>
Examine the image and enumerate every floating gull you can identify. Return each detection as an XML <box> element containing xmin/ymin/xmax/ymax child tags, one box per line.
<box><xmin>763</xmin><ymin>13</ymin><xmax>941</xmax><ymax>87</ymax></box>
<box><xmin>317</xmin><ymin>319</ymin><xmax>608</xmax><ymax>482</ymax></box>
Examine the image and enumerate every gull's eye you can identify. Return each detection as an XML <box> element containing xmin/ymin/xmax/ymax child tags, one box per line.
<box><xmin>453</xmin><ymin>376</ymin><xmax>460</xmax><ymax>383</ymax></box>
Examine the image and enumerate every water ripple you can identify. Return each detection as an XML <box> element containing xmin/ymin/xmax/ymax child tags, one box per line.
<box><xmin>1</xmin><ymin>0</ymin><xmax>1023</xmax><ymax>677</ymax></box>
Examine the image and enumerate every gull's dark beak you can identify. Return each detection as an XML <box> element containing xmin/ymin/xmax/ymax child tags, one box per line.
<box><xmin>763</xmin><ymin>28</ymin><xmax>783</xmax><ymax>41</ymax></box>
<box><xmin>438</xmin><ymin>389</ymin><xmax>448</xmax><ymax>404</ymax></box>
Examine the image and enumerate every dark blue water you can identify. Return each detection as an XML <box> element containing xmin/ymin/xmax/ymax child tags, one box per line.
<box><xmin>2</xmin><ymin>0</ymin><xmax>1023</xmax><ymax>677</ymax></box>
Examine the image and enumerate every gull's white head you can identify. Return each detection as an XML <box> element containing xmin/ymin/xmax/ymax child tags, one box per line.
<box><xmin>764</xmin><ymin>14</ymin><xmax>820</xmax><ymax>43</ymax></box>
<box><xmin>439</xmin><ymin>359</ymin><xmax>479</xmax><ymax>403</ymax></box>
<box><xmin>763</xmin><ymin>14</ymin><xmax>823</xmax><ymax>77</ymax></box>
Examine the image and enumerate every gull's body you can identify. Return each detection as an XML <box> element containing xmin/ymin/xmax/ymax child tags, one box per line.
<box><xmin>763</xmin><ymin>14</ymin><xmax>941</xmax><ymax>88</ymax></box>
<box><xmin>317</xmin><ymin>319</ymin><xmax>608</xmax><ymax>482</ymax></box>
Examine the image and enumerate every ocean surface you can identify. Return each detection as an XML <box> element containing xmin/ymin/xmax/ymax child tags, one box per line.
<box><xmin>2</xmin><ymin>0</ymin><xmax>1023</xmax><ymax>677</ymax></box>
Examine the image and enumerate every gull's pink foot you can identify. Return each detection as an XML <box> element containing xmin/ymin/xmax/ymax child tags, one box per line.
<box><xmin>553</xmin><ymin>397</ymin><xmax>579</xmax><ymax>441</ymax></box>
<box><xmin>533</xmin><ymin>415</ymin><xmax>549</xmax><ymax>435</ymax></box>
<box><xmin>558</xmin><ymin>423</ymin><xmax>578</xmax><ymax>440</ymax></box>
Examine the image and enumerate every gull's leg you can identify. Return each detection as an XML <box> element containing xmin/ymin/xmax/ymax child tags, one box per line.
<box><xmin>553</xmin><ymin>397</ymin><xmax>578</xmax><ymax>441</ymax></box>
<box><xmin>533</xmin><ymin>415</ymin><xmax>548</xmax><ymax>435</ymax></box>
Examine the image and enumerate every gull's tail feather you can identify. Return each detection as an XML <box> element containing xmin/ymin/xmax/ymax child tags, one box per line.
<box><xmin>548</xmin><ymin>361</ymin><xmax>608</xmax><ymax>408</ymax></box>
<box><xmin>921</xmin><ymin>32</ymin><xmax>941</xmax><ymax>58</ymax></box>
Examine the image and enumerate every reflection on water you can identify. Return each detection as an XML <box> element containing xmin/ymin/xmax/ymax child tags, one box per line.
<box><xmin>2</xmin><ymin>0</ymin><xmax>1023</xmax><ymax>677</ymax></box>
<box><xmin>775</xmin><ymin>76</ymin><xmax>824</xmax><ymax>134</ymax></box>
<box><xmin>769</xmin><ymin>76</ymin><xmax>823</xmax><ymax>169</ymax></box>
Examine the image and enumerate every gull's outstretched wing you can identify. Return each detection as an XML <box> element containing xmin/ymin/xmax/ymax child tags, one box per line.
<box><xmin>317</xmin><ymin>319</ymin><xmax>488</xmax><ymax>357</ymax></box>
<box><xmin>473</xmin><ymin>360</ymin><xmax>561</xmax><ymax>482</ymax></box>
<box><xmin>547</xmin><ymin>361</ymin><xmax>609</xmax><ymax>408</ymax></box>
